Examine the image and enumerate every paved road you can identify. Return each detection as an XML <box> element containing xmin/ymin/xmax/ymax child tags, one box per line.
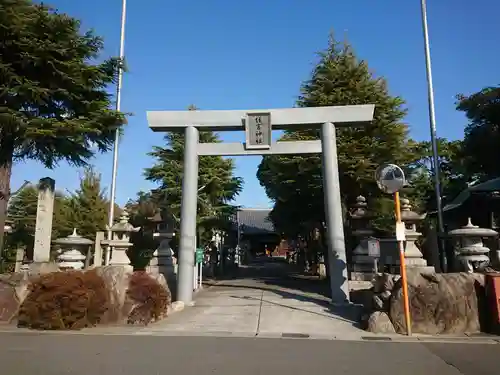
<box><xmin>139</xmin><ymin>257</ymin><xmax>366</xmax><ymax>338</ymax></box>
<box><xmin>1</xmin><ymin>332</ymin><xmax>499</xmax><ymax>374</ymax></box>
<box><xmin>2</xmin><ymin>258</ymin><xmax>498</xmax><ymax>373</ymax></box>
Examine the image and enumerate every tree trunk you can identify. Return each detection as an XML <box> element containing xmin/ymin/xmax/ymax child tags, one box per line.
<box><xmin>0</xmin><ymin>151</ymin><xmax>13</xmax><ymax>271</ymax></box>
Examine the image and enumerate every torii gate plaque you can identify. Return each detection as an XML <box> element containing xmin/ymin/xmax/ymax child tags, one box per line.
<box><xmin>147</xmin><ymin>104</ymin><xmax>375</xmax><ymax>305</ymax></box>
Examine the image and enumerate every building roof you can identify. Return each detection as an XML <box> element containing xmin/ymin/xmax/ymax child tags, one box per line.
<box><xmin>443</xmin><ymin>177</ymin><xmax>500</xmax><ymax>212</ymax></box>
<box><xmin>144</xmin><ymin>207</ymin><xmax>276</xmax><ymax>235</ymax></box>
<box><xmin>235</xmin><ymin>208</ymin><xmax>275</xmax><ymax>235</ymax></box>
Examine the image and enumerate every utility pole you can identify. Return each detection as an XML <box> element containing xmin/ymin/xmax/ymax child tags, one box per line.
<box><xmin>420</xmin><ymin>0</ymin><xmax>446</xmax><ymax>271</ymax></box>
<box><xmin>106</xmin><ymin>0</ymin><xmax>127</xmax><ymax>264</ymax></box>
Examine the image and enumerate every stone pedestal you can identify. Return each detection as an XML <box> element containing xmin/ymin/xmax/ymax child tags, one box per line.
<box><xmin>14</xmin><ymin>248</ymin><xmax>25</xmax><ymax>273</ymax></box>
<box><xmin>375</xmin><ymin>198</ymin><xmax>433</xmax><ymax>274</ymax></box>
<box><xmin>349</xmin><ymin>196</ymin><xmax>377</xmax><ymax>280</ymax></box>
<box><xmin>318</xmin><ymin>262</ymin><xmax>327</xmax><ymax>279</ymax></box>
<box><xmin>27</xmin><ymin>262</ymin><xmax>59</xmax><ymax>275</ymax></box>
<box><xmin>147</xmin><ymin>236</ymin><xmax>177</xmax><ymax>280</ymax></box>
<box><xmin>109</xmin><ymin>246</ymin><xmax>132</xmax><ymax>266</ymax></box>
<box><xmin>377</xmin><ymin>240</ymin><xmax>434</xmax><ymax>276</ymax></box>
<box><xmin>146</xmin><ymin>209</ymin><xmax>178</xmax><ymax>292</ymax></box>
<box><xmin>399</xmin><ymin>198</ymin><xmax>434</xmax><ymax>272</ymax></box>
<box><xmin>93</xmin><ymin>231</ymin><xmax>105</xmax><ymax>267</ymax></box>
<box><xmin>33</xmin><ymin>178</ymin><xmax>55</xmax><ymax>263</ymax></box>
<box><xmin>404</xmin><ymin>230</ymin><xmax>430</xmax><ymax>268</ymax></box>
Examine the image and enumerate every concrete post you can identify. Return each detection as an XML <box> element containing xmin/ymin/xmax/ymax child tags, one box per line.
<box><xmin>177</xmin><ymin>126</ymin><xmax>199</xmax><ymax>304</ymax></box>
<box><xmin>14</xmin><ymin>248</ymin><xmax>25</xmax><ymax>273</ymax></box>
<box><xmin>321</xmin><ymin>122</ymin><xmax>349</xmax><ymax>303</ymax></box>
<box><xmin>33</xmin><ymin>177</ymin><xmax>55</xmax><ymax>263</ymax></box>
<box><xmin>93</xmin><ymin>231</ymin><xmax>105</xmax><ymax>266</ymax></box>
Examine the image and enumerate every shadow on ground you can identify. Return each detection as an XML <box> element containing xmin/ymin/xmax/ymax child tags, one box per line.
<box><xmin>203</xmin><ymin>257</ymin><xmax>364</xmax><ymax>328</ymax></box>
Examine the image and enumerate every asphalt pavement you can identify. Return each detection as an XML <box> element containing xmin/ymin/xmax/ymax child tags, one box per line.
<box><xmin>1</xmin><ymin>332</ymin><xmax>499</xmax><ymax>374</ymax></box>
<box><xmin>1</xmin><ymin>257</ymin><xmax>499</xmax><ymax>374</ymax></box>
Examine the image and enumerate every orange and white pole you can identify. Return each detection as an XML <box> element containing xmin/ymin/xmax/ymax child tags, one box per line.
<box><xmin>394</xmin><ymin>191</ymin><xmax>412</xmax><ymax>336</ymax></box>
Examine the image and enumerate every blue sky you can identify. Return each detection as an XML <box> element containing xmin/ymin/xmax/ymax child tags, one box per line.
<box><xmin>11</xmin><ymin>0</ymin><xmax>500</xmax><ymax>207</ymax></box>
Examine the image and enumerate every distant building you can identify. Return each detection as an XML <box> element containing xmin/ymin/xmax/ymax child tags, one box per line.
<box><xmin>235</xmin><ymin>208</ymin><xmax>275</xmax><ymax>235</ymax></box>
<box><xmin>440</xmin><ymin>177</ymin><xmax>500</xmax><ymax>229</ymax></box>
<box><xmin>231</xmin><ymin>208</ymin><xmax>288</xmax><ymax>255</ymax></box>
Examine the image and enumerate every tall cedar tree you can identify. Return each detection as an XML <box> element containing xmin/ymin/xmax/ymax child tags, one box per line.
<box><xmin>0</xmin><ymin>0</ymin><xmax>125</xmax><ymax>250</ymax></box>
<box><xmin>144</xmin><ymin>106</ymin><xmax>243</xmax><ymax>244</ymax></box>
<box><xmin>66</xmin><ymin>167</ymin><xmax>109</xmax><ymax>240</ymax></box>
<box><xmin>257</xmin><ymin>35</ymin><xmax>414</xmax><ymax>235</ymax></box>
<box><xmin>456</xmin><ymin>86</ymin><xmax>500</xmax><ymax>181</ymax></box>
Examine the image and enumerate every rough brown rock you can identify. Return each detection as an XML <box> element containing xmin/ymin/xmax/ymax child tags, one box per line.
<box><xmin>12</xmin><ymin>265</ymin><xmax>172</xmax><ymax>330</ymax></box>
<box><xmin>373</xmin><ymin>273</ymin><xmax>395</xmax><ymax>293</ymax></box>
<box><xmin>389</xmin><ymin>272</ymin><xmax>485</xmax><ymax>335</ymax></box>
<box><xmin>27</xmin><ymin>262</ymin><xmax>60</xmax><ymax>275</ymax></box>
<box><xmin>0</xmin><ymin>263</ymin><xmax>67</xmax><ymax>325</ymax></box>
<box><xmin>0</xmin><ymin>270</ymin><xmax>53</xmax><ymax>324</ymax></box>
<box><xmin>0</xmin><ymin>273</ymin><xmax>30</xmax><ymax>323</ymax></box>
<box><xmin>169</xmin><ymin>301</ymin><xmax>185</xmax><ymax>314</ymax></box>
<box><xmin>91</xmin><ymin>266</ymin><xmax>171</xmax><ymax>325</ymax></box>
<box><xmin>349</xmin><ymin>287</ymin><xmax>374</xmax><ymax>312</ymax></box>
<box><xmin>372</xmin><ymin>295</ymin><xmax>385</xmax><ymax>311</ymax></box>
<box><xmin>366</xmin><ymin>311</ymin><xmax>396</xmax><ymax>334</ymax></box>
<box><xmin>94</xmin><ymin>265</ymin><xmax>133</xmax><ymax>324</ymax></box>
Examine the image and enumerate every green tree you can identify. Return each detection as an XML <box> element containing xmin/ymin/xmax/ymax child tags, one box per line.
<box><xmin>404</xmin><ymin>138</ymin><xmax>468</xmax><ymax>212</ymax></box>
<box><xmin>144</xmin><ymin>106</ymin><xmax>243</xmax><ymax>245</ymax></box>
<box><xmin>456</xmin><ymin>86</ymin><xmax>500</xmax><ymax>181</ymax></box>
<box><xmin>126</xmin><ymin>191</ymin><xmax>159</xmax><ymax>227</ymax></box>
<box><xmin>125</xmin><ymin>191</ymin><xmax>159</xmax><ymax>270</ymax></box>
<box><xmin>66</xmin><ymin>167</ymin><xmax>109</xmax><ymax>240</ymax></box>
<box><xmin>257</xmin><ymin>34</ymin><xmax>414</xmax><ymax>235</ymax></box>
<box><xmin>0</xmin><ymin>0</ymin><xmax>126</xmax><ymax>252</ymax></box>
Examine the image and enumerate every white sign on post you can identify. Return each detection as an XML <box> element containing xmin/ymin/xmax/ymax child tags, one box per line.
<box><xmin>395</xmin><ymin>222</ymin><xmax>406</xmax><ymax>242</ymax></box>
<box><xmin>367</xmin><ymin>238</ymin><xmax>380</xmax><ymax>274</ymax></box>
<box><xmin>367</xmin><ymin>239</ymin><xmax>380</xmax><ymax>257</ymax></box>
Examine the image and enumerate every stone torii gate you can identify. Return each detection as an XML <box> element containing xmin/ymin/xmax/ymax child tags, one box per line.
<box><xmin>147</xmin><ymin>105</ymin><xmax>375</xmax><ymax>305</ymax></box>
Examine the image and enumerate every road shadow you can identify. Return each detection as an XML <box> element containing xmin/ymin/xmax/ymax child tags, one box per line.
<box><xmin>205</xmin><ymin>259</ymin><xmax>363</xmax><ymax>328</ymax></box>
<box><xmin>227</xmin><ymin>293</ymin><xmax>361</xmax><ymax>326</ymax></box>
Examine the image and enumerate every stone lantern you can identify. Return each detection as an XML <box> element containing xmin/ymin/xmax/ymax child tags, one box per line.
<box><xmin>350</xmin><ymin>196</ymin><xmax>376</xmax><ymax>279</ymax></box>
<box><xmin>4</xmin><ymin>219</ymin><xmax>26</xmax><ymax>272</ymax></box>
<box><xmin>448</xmin><ymin>218</ymin><xmax>497</xmax><ymax>272</ymax></box>
<box><xmin>4</xmin><ymin>218</ymin><xmax>13</xmax><ymax>234</ymax></box>
<box><xmin>400</xmin><ymin>198</ymin><xmax>434</xmax><ymax>272</ymax></box>
<box><xmin>102</xmin><ymin>210</ymin><xmax>140</xmax><ymax>268</ymax></box>
<box><xmin>53</xmin><ymin>229</ymin><xmax>93</xmax><ymax>270</ymax></box>
<box><xmin>147</xmin><ymin>209</ymin><xmax>177</xmax><ymax>281</ymax></box>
